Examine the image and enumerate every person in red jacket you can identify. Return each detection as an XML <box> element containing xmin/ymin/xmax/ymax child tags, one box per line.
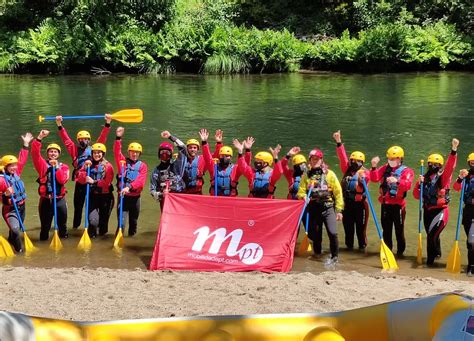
<box><xmin>333</xmin><ymin>130</ymin><xmax>370</xmax><ymax>251</ymax></box>
<box><xmin>114</xmin><ymin>127</ymin><xmax>148</xmax><ymax>236</ymax></box>
<box><xmin>0</xmin><ymin>132</ymin><xmax>33</xmax><ymax>252</ymax></box>
<box><xmin>56</xmin><ymin>114</ymin><xmax>112</xmax><ymax>229</ymax></box>
<box><xmin>76</xmin><ymin>143</ymin><xmax>114</xmax><ymax>238</ymax></box>
<box><xmin>233</xmin><ymin>139</ymin><xmax>282</xmax><ymax>199</ymax></box>
<box><xmin>413</xmin><ymin>138</ymin><xmax>458</xmax><ymax>266</ymax></box>
<box><xmin>370</xmin><ymin>146</ymin><xmax>414</xmax><ymax>256</ymax></box>
<box><xmin>281</xmin><ymin>146</ymin><xmax>306</xmax><ymax>200</ymax></box>
<box><xmin>201</xmin><ymin>129</ymin><xmax>252</xmax><ymax>197</ymax></box>
<box><xmin>453</xmin><ymin>151</ymin><xmax>474</xmax><ymax>276</ymax></box>
<box><xmin>32</xmin><ymin>130</ymin><xmax>70</xmax><ymax>241</ymax></box>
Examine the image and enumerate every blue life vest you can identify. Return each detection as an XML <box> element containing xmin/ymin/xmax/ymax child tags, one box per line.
<box><xmin>90</xmin><ymin>163</ymin><xmax>105</xmax><ymax>181</ymax></box>
<box><xmin>75</xmin><ymin>146</ymin><xmax>91</xmax><ymax>170</ymax></box>
<box><xmin>422</xmin><ymin>173</ymin><xmax>450</xmax><ymax>206</ymax></box>
<box><xmin>184</xmin><ymin>156</ymin><xmax>202</xmax><ymax>188</ymax></box>
<box><xmin>251</xmin><ymin>170</ymin><xmax>274</xmax><ymax>198</ymax></box>
<box><xmin>341</xmin><ymin>170</ymin><xmax>365</xmax><ymax>201</ymax></box>
<box><xmin>381</xmin><ymin>165</ymin><xmax>407</xmax><ymax>198</ymax></box>
<box><xmin>38</xmin><ymin>164</ymin><xmax>64</xmax><ymax>196</ymax></box>
<box><xmin>289</xmin><ymin>175</ymin><xmax>302</xmax><ymax>199</ymax></box>
<box><xmin>124</xmin><ymin>160</ymin><xmax>142</xmax><ymax>188</ymax></box>
<box><xmin>463</xmin><ymin>175</ymin><xmax>474</xmax><ymax>205</ymax></box>
<box><xmin>211</xmin><ymin>165</ymin><xmax>237</xmax><ymax>196</ymax></box>
<box><xmin>2</xmin><ymin>173</ymin><xmax>27</xmax><ymax>205</ymax></box>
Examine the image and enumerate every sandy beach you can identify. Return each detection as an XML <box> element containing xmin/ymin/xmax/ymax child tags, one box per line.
<box><xmin>0</xmin><ymin>266</ymin><xmax>473</xmax><ymax>322</ymax></box>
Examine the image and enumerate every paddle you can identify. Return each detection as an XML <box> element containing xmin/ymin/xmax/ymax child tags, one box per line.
<box><xmin>3</xmin><ymin>175</ymin><xmax>36</xmax><ymax>253</ymax></box>
<box><xmin>113</xmin><ymin>161</ymin><xmax>126</xmax><ymax>249</ymax></box>
<box><xmin>38</xmin><ymin>109</ymin><xmax>143</xmax><ymax>123</ymax></box>
<box><xmin>214</xmin><ymin>159</ymin><xmax>218</xmax><ymax>197</ymax></box>
<box><xmin>0</xmin><ymin>235</ymin><xmax>14</xmax><ymax>258</ymax></box>
<box><xmin>49</xmin><ymin>166</ymin><xmax>63</xmax><ymax>251</ymax></box>
<box><xmin>78</xmin><ymin>166</ymin><xmax>92</xmax><ymax>251</ymax></box>
<box><xmin>361</xmin><ymin>180</ymin><xmax>399</xmax><ymax>271</ymax></box>
<box><xmin>446</xmin><ymin>178</ymin><xmax>465</xmax><ymax>274</ymax></box>
<box><xmin>297</xmin><ymin>182</ymin><xmax>314</xmax><ymax>256</ymax></box>
<box><xmin>417</xmin><ymin>160</ymin><xmax>424</xmax><ymax>265</ymax></box>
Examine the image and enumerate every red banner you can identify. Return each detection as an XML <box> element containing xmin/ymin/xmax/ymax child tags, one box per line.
<box><xmin>149</xmin><ymin>193</ymin><xmax>305</xmax><ymax>272</ymax></box>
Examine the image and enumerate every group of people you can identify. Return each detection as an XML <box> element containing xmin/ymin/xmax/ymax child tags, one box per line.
<box><xmin>1</xmin><ymin>119</ymin><xmax>473</xmax><ymax>276</ymax></box>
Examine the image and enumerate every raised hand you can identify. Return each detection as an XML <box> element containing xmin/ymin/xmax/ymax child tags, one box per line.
<box><xmin>452</xmin><ymin>138</ymin><xmax>459</xmax><ymax>151</ymax></box>
<box><xmin>269</xmin><ymin>144</ymin><xmax>282</xmax><ymax>159</ymax></box>
<box><xmin>116</xmin><ymin>127</ymin><xmax>125</xmax><ymax>137</ymax></box>
<box><xmin>199</xmin><ymin>128</ymin><xmax>209</xmax><ymax>142</ymax></box>
<box><xmin>37</xmin><ymin>130</ymin><xmax>49</xmax><ymax>140</ymax></box>
<box><xmin>215</xmin><ymin>129</ymin><xmax>223</xmax><ymax>143</ymax></box>
<box><xmin>371</xmin><ymin>156</ymin><xmax>380</xmax><ymax>168</ymax></box>
<box><xmin>161</xmin><ymin>130</ymin><xmax>171</xmax><ymax>139</ymax></box>
<box><xmin>333</xmin><ymin>130</ymin><xmax>342</xmax><ymax>143</ymax></box>
<box><xmin>245</xmin><ymin>136</ymin><xmax>255</xmax><ymax>149</ymax></box>
<box><xmin>287</xmin><ymin>146</ymin><xmax>301</xmax><ymax>157</ymax></box>
<box><xmin>21</xmin><ymin>132</ymin><xmax>34</xmax><ymax>147</ymax></box>
<box><xmin>105</xmin><ymin>113</ymin><xmax>112</xmax><ymax>124</ymax></box>
<box><xmin>232</xmin><ymin>138</ymin><xmax>244</xmax><ymax>154</ymax></box>
<box><xmin>55</xmin><ymin>115</ymin><xmax>63</xmax><ymax>127</ymax></box>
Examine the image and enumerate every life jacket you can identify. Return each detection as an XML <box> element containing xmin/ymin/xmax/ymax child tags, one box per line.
<box><xmin>89</xmin><ymin>161</ymin><xmax>109</xmax><ymax>194</ymax></box>
<box><xmin>152</xmin><ymin>162</ymin><xmax>185</xmax><ymax>193</ymax></box>
<box><xmin>1</xmin><ymin>173</ymin><xmax>27</xmax><ymax>205</ymax></box>
<box><xmin>422</xmin><ymin>172</ymin><xmax>450</xmax><ymax>207</ymax></box>
<box><xmin>74</xmin><ymin>146</ymin><xmax>91</xmax><ymax>170</ymax></box>
<box><xmin>116</xmin><ymin>160</ymin><xmax>142</xmax><ymax>189</ymax></box>
<box><xmin>250</xmin><ymin>170</ymin><xmax>275</xmax><ymax>198</ymax></box>
<box><xmin>210</xmin><ymin>164</ymin><xmax>238</xmax><ymax>196</ymax></box>
<box><xmin>380</xmin><ymin>165</ymin><xmax>407</xmax><ymax>199</ymax></box>
<box><xmin>288</xmin><ymin>175</ymin><xmax>302</xmax><ymax>200</ymax></box>
<box><xmin>184</xmin><ymin>156</ymin><xmax>203</xmax><ymax>188</ymax></box>
<box><xmin>463</xmin><ymin>174</ymin><xmax>474</xmax><ymax>205</ymax></box>
<box><xmin>308</xmin><ymin>170</ymin><xmax>333</xmax><ymax>204</ymax></box>
<box><xmin>37</xmin><ymin>164</ymin><xmax>65</xmax><ymax>198</ymax></box>
<box><xmin>341</xmin><ymin>168</ymin><xmax>365</xmax><ymax>202</ymax></box>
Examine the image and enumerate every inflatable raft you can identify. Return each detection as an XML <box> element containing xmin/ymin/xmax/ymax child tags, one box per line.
<box><xmin>1</xmin><ymin>292</ymin><xmax>472</xmax><ymax>340</ymax></box>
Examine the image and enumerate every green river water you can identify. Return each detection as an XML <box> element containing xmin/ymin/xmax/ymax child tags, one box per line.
<box><xmin>0</xmin><ymin>72</ymin><xmax>473</xmax><ymax>278</ymax></box>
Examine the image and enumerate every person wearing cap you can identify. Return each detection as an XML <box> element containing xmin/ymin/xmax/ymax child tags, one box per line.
<box><xmin>202</xmin><ymin>130</ymin><xmax>252</xmax><ymax>197</ymax></box>
<box><xmin>233</xmin><ymin>139</ymin><xmax>282</xmax><ymax>199</ymax></box>
<box><xmin>282</xmin><ymin>147</ymin><xmax>307</xmax><ymax>200</ymax></box>
<box><xmin>370</xmin><ymin>146</ymin><xmax>414</xmax><ymax>256</ymax></box>
<box><xmin>56</xmin><ymin>114</ymin><xmax>112</xmax><ymax>229</ymax></box>
<box><xmin>76</xmin><ymin>143</ymin><xmax>114</xmax><ymax>238</ymax></box>
<box><xmin>0</xmin><ymin>132</ymin><xmax>34</xmax><ymax>252</ymax></box>
<box><xmin>453</xmin><ymin>151</ymin><xmax>474</xmax><ymax>276</ymax></box>
<box><xmin>413</xmin><ymin>138</ymin><xmax>458</xmax><ymax>266</ymax></box>
<box><xmin>297</xmin><ymin>148</ymin><xmax>343</xmax><ymax>263</ymax></box>
<box><xmin>114</xmin><ymin>127</ymin><xmax>148</xmax><ymax>236</ymax></box>
<box><xmin>32</xmin><ymin>129</ymin><xmax>71</xmax><ymax>241</ymax></box>
<box><xmin>333</xmin><ymin>130</ymin><xmax>370</xmax><ymax>251</ymax></box>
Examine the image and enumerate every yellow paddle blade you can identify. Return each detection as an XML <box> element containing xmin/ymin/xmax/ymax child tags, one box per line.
<box><xmin>380</xmin><ymin>240</ymin><xmax>399</xmax><ymax>271</ymax></box>
<box><xmin>446</xmin><ymin>240</ymin><xmax>461</xmax><ymax>274</ymax></box>
<box><xmin>416</xmin><ymin>233</ymin><xmax>423</xmax><ymax>265</ymax></box>
<box><xmin>113</xmin><ymin>229</ymin><xmax>124</xmax><ymax>249</ymax></box>
<box><xmin>0</xmin><ymin>236</ymin><xmax>15</xmax><ymax>258</ymax></box>
<box><xmin>298</xmin><ymin>235</ymin><xmax>310</xmax><ymax>256</ymax></box>
<box><xmin>77</xmin><ymin>229</ymin><xmax>92</xmax><ymax>251</ymax></box>
<box><xmin>111</xmin><ymin>109</ymin><xmax>143</xmax><ymax>123</ymax></box>
<box><xmin>49</xmin><ymin>231</ymin><xmax>63</xmax><ymax>251</ymax></box>
<box><xmin>23</xmin><ymin>232</ymin><xmax>37</xmax><ymax>253</ymax></box>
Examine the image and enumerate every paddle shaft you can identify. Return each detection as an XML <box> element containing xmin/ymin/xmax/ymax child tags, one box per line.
<box><xmin>118</xmin><ymin>163</ymin><xmax>125</xmax><ymax>230</ymax></box>
<box><xmin>305</xmin><ymin>212</ymin><xmax>309</xmax><ymax>233</ymax></box>
<box><xmin>297</xmin><ymin>183</ymin><xmax>314</xmax><ymax>230</ymax></box>
<box><xmin>84</xmin><ymin>167</ymin><xmax>91</xmax><ymax>229</ymax></box>
<box><xmin>454</xmin><ymin>178</ymin><xmax>466</xmax><ymax>241</ymax></box>
<box><xmin>3</xmin><ymin>175</ymin><xmax>26</xmax><ymax>232</ymax></box>
<box><xmin>418</xmin><ymin>163</ymin><xmax>424</xmax><ymax>234</ymax></box>
<box><xmin>214</xmin><ymin>163</ymin><xmax>218</xmax><ymax>197</ymax></box>
<box><xmin>52</xmin><ymin>166</ymin><xmax>59</xmax><ymax>230</ymax></box>
<box><xmin>362</xmin><ymin>180</ymin><xmax>384</xmax><ymax>240</ymax></box>
<box><xmin>42</xmin><ymin>115</ymin><xmax>105</xmax><ymax>121</ymax></box>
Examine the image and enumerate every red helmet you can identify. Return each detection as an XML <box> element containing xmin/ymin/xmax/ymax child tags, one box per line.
<box><xmin>309</xmin><ymin>148</ymin><xmax>323</xmax><ymax>159</ymax></box>
<box><xmin>159</xmin><ymin>141</ymin><xmax>174</xmax><ymax>152</ymax></box>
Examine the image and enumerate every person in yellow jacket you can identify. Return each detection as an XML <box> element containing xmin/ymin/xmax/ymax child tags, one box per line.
<box><xmin>297</xmin><ymin>148</ymin><xmax>344</xmax><ymax>264</ymax></box>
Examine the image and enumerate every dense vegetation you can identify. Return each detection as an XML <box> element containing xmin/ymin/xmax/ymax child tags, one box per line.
<box><xmin>0</xmin><ymin>0</ymin><xmax>473</xmax><ymax>74</ymax></box>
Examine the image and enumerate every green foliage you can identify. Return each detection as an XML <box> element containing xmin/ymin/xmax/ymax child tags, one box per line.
<box><xmin>203</xmin><ymin>53</ymin><xmax>250</xmax><ymax>74</ymax></box>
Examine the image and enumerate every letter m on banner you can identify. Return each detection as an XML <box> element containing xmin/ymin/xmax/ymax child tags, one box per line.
<box><xmin>149</xmin><ymin>193</ymin><xmax>305</xmax><ymax>272</ymax></box>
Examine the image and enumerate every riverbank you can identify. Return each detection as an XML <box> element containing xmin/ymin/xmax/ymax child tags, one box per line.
<box><xmin>0</xmin><ymin>266</ymin><xmax>472</xmax><ymax>321</ymax></box>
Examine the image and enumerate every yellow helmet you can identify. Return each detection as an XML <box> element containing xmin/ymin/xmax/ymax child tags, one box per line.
<box><xmin>91</xmin><ymin>143</ymin><xmax>106</xmax><ymax>153</ymax></box>
<box><xmin>46</xmin><ymin>143</ymin><xmax>61</xmax><ymax>154</ymax></box>
<box><xmin>292</xmin><ymin>154</ymin><xmax>307</xmax><ymax>165</ymax></box>
<box><xmin>349</xmin><ymin>151</ymin><xmax>365</xmax><ymax>162</ymax></box>
<box><xmin>386</xmin><ymin>146</ymin><xmax>404</xmax><ymax>159</ymax></box>
<box><xmin>76</xmin><ymin>130</ymin><xmax>91</xmax><ymax>140</ymax></box>
<box><xmin>467</xmin><ymin>153</ymin><xmax>474</xmax><ymax>163</ymax></box>
<box><xmin>186</xmin><ymin>139</ymin><xmax>200</xmax><ymax>149</ymax></box>
<box><xmin>1</xmin><ymin>155</ymin><xmax>18</xmax><ymax>166</ymax></box>
<box><xmin>427</xmin><ymin>153</ymin><xmax>444</xmax><ymax>166</ymax></box>
<box><xmin>219</xmin><ymin>146</ymin><xmax>233</xmax><ymax>157</ymax></box>
<box><xmin>255</xmin><ymin>151</ymin><xmax>273</xmax><ymax>166</ymax></box>
<box><xmin>128</xmin><ymin>142</ymin><xmax>143</xmax><ymax>153</ymax></box>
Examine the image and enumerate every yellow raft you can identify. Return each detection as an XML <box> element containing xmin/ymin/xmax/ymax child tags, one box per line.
<box><xmin>0</xmin><ymin>292</ymin><xmax>472</xmax><ymax>340</ymax></box>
